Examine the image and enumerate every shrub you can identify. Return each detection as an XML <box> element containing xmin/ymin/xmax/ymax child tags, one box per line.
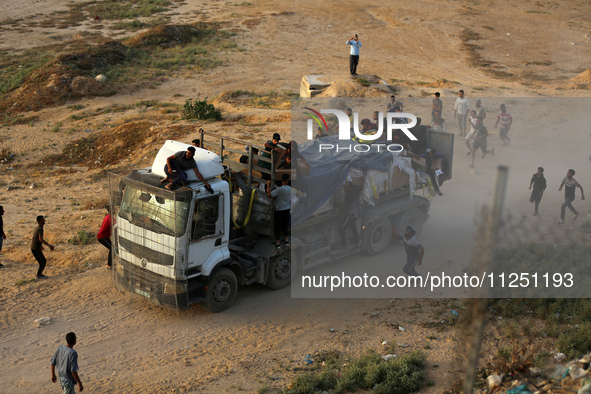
<box><xmin>69</xmin><ymin>230</ymin><xmax>93</xmax><ymax>245</ymax></box>
<box><xmin>288</xmin><ymin>350</ymin><xmax>427</xmax><ymax>394</ymax></box>
<box><xmin>181</xmin><ymin>97</ymin><xmax>222</xmax><ymax>120</ymax></box>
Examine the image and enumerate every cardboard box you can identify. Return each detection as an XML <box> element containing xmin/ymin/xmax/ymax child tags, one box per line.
<box><xmin>392</xmin><ymin>167</ymin><xmax>410</xmax><ymax>189</ymax></box>
<box><xmin>411</xmin><ymin>156</ymin><xmax>442</xmax><ymax>173</ymax></box>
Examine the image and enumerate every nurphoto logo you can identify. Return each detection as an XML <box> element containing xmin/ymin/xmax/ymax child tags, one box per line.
<box><xmin>302</xmin><ymin>107</ymin><xmax>418</xmax><ymax>152</ymax></box>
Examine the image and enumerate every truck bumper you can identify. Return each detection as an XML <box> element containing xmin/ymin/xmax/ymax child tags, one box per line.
<box><xmin>114</xmin><ymin>258</ymin><xmax>204</xmax><ymax>310</ymax></box>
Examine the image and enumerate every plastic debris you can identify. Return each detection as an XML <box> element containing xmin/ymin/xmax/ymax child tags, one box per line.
<box><xmin>451</xmin><ymin>310</ymin><xmax>459</xmax><ymax>317</ymax></box>
<box><xmin>381</xmin><ymin>341</ymin><xmax>388</xmax><ymax>346</ymax></box>
<box><xmin>570</xmin><ymin>367</ymin><xmax>588</xmax><ymax>380</ymax></box>
<box><xmin>304</xmin><ymin>355</ymin><xmax>313</xmax><ymax>365</ymax></box>
<box><xmin>398</xmin><ymin>326</ymin><xmax>405</xmax><ymax>332</ymax></box>
<box><xmin>554</xmin><ymin>352</ymin><xmax>566</xmax><ymax>362</ymax></box>
<box><xmin>381</xmin><ymin>354</ymin><xmax>396</xmax><ymax>361</ymax></box>
<box><xmin>34</xmin><ymin>317</ymin><xmax>52</xmax><ymax>327</ymax></box>
<box><xmin>487</xmin><ymin>374</ymin><xmax>502</xmax><ymax>390</ymax></box>
<box><xmin>506</xmin><ymin>384</ymin><xmax>532</xmax><ymax>393</ymax></box>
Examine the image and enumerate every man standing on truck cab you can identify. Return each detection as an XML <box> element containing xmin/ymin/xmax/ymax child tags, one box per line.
<box><xmin>393</xmin><ymin>226</ymin><xmax>424</xmax><ymax>277</ymax></box>
<box><xmin>161</xmin><ymin>146</ymin><xmax>213</xmax><ymax>193</ymax></box>
<box><xmin>267</xmin><ymin>174</ymin><xmax>291</xmax><ymax>248</ymax></box>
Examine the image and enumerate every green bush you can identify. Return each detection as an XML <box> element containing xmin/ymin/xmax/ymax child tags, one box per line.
<box><xmin>288</xmin><ymin>350</ymin><xmax>427</xmax><ymax>394</ymax></box>
<box><xmin>69</xmin><ymin>230</ymin><xmax>93</xmax><ymax>245</ymax></box>
<box><xmin>181</xmin><ymin>97</ymin><xmax>222</xmax><ymax>120</ymax></box>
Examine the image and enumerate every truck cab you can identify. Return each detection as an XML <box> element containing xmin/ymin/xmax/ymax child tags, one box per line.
<box><xmin>110</xmin><ymin>137</ymin><xmax>290</xmax><ymax>312</ymax></box>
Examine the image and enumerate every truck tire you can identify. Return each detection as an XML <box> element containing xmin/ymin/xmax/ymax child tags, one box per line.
<box><xmin>364</xmin><ymin>219</ymin><xmax>392</xmax><ymax>256</ymax></box>
<box><xmin>266</xmin><ymin>252</ymin><xmax>292</xmax><ymax>290</ymax></box>
<box><xmin>397</xmin><ymin>208</ymin><xmax>425</xmax><ymax>236</ymax></box>
<box><xmin>204</xmin><ymin>268</ymin><xmax>237</xmax><ymax>313</ymax></box>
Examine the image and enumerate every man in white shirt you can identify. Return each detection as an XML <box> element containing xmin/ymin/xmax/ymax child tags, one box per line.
<box><xmin>453</xmin><ymin>90</ymin><xmax>471</xmax><ymax>137</ymax></box>
<box><xmin>267</xmin><ymin>174</ymin><xmax>291</xmax><ymax>247</ymax></box>
<box><xmin>346</xmin><ymin>34</ymin><xmax>362</xmax><ymax>75</ymax></box>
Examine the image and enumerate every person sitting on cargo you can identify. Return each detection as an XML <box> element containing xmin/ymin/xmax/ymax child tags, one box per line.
<box><xmin>418</xmin><ymin>149</ymin><xmax>444</xmax><ymax>196</ymax></box>
<box><xmin>278</xmin><ymin>154</ymin><xmax>291</xmax><ymax>169</ymax></box>
<box><xmin>360</xmin><ymin>118</ymin><xmax>377</xmax><ymax>132</ymax></box>
<box><xmin>281</xmin><ymin>141</ymin><xmax>309</xmax><ymax>174</ymax></box>
<box><xmin>239</xmin><ymin>146</ymin><xmax>259</xmax><ymax>164</ymax></box>
<box><xmin>314</xmin><ymin>126</ymin><xmax>327</xmax><ymax>139</ymax></box>
<box><xmin>267</xmin><ymin>173</ymin><xmax>291</xmax><ymax>247</ymax></box>
<box><xmin>161</xmin><ymin>146</ymin><xmax>214</xmax><ymax>193</ymax></box>
<box><xmin>191</xmin><ymin>139</ymin><xmax>201</xmax><ymax>148</ymax></box>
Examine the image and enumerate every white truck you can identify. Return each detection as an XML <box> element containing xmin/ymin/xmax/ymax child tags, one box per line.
<box><xmin>109</xmin><ymin>128</ymin><xmax>453</xmax><ymax>312</ymax></box>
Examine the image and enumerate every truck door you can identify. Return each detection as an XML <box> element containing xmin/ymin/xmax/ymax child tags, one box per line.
<box><xmin>427</xmin><ymin>130</ymin><xmax>454</xmax><ymax>181</ymax></box>
<box><xmin>187</xmin><ymin>194</ymin><xmax>227</xmax><ymax>274</ymax></box>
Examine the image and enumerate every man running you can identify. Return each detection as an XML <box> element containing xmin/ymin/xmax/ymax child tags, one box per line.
<box><xmin>558</xmin><ymin>169</ymin><xmax>585</xmax><ymax>224</ymax></box>
<box><xmin>529</xmin><ymin>167</ymin><xmax>547</xmax><ymax>216</ymax></box>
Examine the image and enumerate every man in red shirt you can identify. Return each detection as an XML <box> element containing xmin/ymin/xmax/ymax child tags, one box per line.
<box><xmin>97</xmin><ymin>204</ymin><xmax>112</xmax><ymax>269</ymax></box>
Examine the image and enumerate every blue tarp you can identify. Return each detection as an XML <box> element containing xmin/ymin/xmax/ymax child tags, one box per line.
<box><xmin>292</xmin><ymin>136</ymin><xmax>396</xmax><ymax>226</ymax></box>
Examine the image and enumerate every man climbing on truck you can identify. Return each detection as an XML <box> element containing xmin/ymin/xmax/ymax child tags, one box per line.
<box><xmin>267</xmin><ymin>173</ymin><xmax>291</xmax><ymax>247</ymax></box>
<box><xmin>161</xmin><ymin>146</ymin><xmax>213</xmax><ymax>193</ymax></box>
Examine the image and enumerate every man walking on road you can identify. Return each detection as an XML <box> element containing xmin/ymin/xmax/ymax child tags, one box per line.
<box><xmin>529</xmin><ymin>167</ymin><xmax>547</xmax><ymax>216</ymax></box>
<box><xmin>346</xmin><ymin>34</ymin><xmax>362</xmax><ymax>75</ymax></box>
<box><xmin>31</xmin><ymin>215</ymin><xmax>54</xmax><ymax>279</ymax></box>
<box><xmin>393</xmin><ymin>226</ymin><xmax>424</xmax><ymax>277</ymax></box>
<box><xmin>558</xmin><ymin>169</ymin><xmax>585</xmax><ymax>224</ymax></box>
<box><xmin>51</xmin><ymin>332</ymin><xmax>84</xmax><ymax>393</ymax></box>
<box><xmin>453</xmin><ymin>90</ymin><xmax>470</xmax><ymax>137</ymax></box>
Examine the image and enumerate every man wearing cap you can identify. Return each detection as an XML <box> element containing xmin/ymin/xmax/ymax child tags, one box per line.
<box><xmin>393</xmin><ymin>226</ymin><xmax>424</xmax><ymax>276</ymax></box>
<box><xmin>495</xmin><ymin>104</ymin><xmax>512</xmax><ymax>145</ymax></box>
<box><xmin>529</xmin><ymin>167</ymin><xmax>547</xmax><ymax>216</ymax></box>
<box><xmin>346</xmin><ymin>34</ymin><xmax>362</xmax><ymax>75</ymax></box>
<box><xmin>31</xmin><ymin>215</ymin><xmax>54</xmax><ymax>279</ymax></box>
<box><xmin>261</xmin><ymin>133</ymin><xmax>283</xmax><ymax>181</ymax></box>
<box><xmin>453</xmin><ymin>90</ymin><xmax>470</xmax><ymax>137</ymax></box>
<box><xmin>161</xmin><ymin>146</ymin><xmax>213</xmax><ymax>193</ymax></box>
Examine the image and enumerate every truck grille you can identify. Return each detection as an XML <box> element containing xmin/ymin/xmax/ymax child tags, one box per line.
<box><xmin>118</xmin><ymin>237</ymin><xmax>174</xmax><ymax>266</ymax></box>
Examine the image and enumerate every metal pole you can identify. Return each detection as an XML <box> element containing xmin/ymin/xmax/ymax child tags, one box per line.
<box><xmin>462</xmin><ymin>165</ymin><xmax>509</xmax><ymax>393</ymax></box>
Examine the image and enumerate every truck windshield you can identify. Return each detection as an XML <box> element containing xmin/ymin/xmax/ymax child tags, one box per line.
<box><xmin>119</xmin><ymin>185</ymin><xmax>190</xmax><ymax>237</ymax></box>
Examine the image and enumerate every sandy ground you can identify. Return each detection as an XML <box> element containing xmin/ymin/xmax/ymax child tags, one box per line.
<box><xmin>1</xmin><ymin>0</ymin><xmax>591</xmax><ymax>393</ymax></box>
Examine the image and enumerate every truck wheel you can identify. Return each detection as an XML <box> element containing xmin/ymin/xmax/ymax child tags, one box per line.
<box><xmin>397</xmin><ymin>208</ymin><xmax>425</xmax><ymax>236</ymax></box>
<box><xmin>204</xmin><ymin>268</ymin><xmax>237</xmax><ymax>313</ymax></box>
<box><xmin>364</xmin><ymin>219</ymin><xmax>392</xmax><ymax>256</ymax></box>
<box><xmin>267</xmin><ymin>252</ymin><xmax>292</xmax><ymax>290</ymax></box>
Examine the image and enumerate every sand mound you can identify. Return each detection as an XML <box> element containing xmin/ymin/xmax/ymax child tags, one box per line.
<box><xmin>124</xmin><ymin>24</ymin><xmax>204</xmax><ymax>49</ymax></box>
<box><xmin>302</xmin><ymin>74</ymin><xmax>394</xmax><ymax>98</ymax></box>
<box><xmin>39</xmin><ymin>121</ymin><xmax>195</xmax><ymax>169</ymax></box>
<box><xmin>0</xmin><ymin>41</ymin><xmax>125</xmax><ymax>114</ymax></box>
<box><xmin>570</xmin><ymin>69</ymin><xmax>591</xmax><ymax>82</ymax></box>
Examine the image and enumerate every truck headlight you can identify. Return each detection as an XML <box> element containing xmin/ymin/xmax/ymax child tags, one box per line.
<box><xmin>164</xmin><ymin>282</ymin><xmax>187</xmax><ymax>295</ymax></box>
